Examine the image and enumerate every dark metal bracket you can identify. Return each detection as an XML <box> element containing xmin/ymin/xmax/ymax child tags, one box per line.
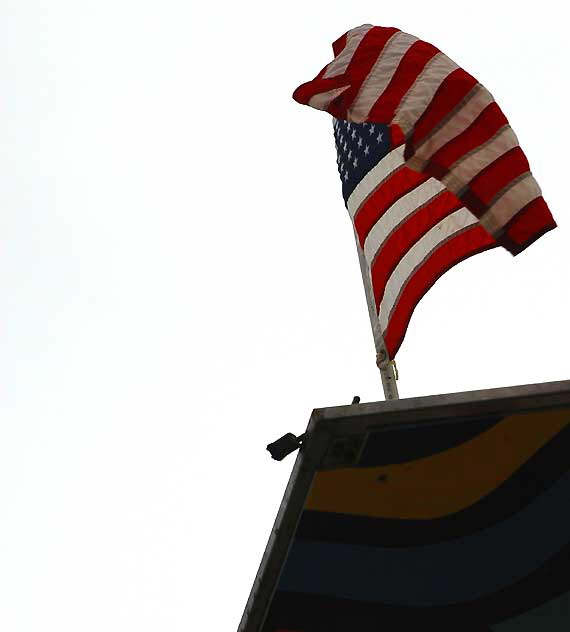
<box><xmin>266</xmin><ymin>433</ymin><xmax>306</xmax><ymax>461</ymax></box>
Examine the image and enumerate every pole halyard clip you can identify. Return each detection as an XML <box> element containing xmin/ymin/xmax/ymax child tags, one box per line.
<box><xmin>376</xmin><ymin>350</ymin><xmax>398</xmax><ymax>380</ymax></box>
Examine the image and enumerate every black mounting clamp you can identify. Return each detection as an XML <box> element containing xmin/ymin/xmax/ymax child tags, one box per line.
<box><xmin>266</xmin><ymin>432</ymin><xmax>306</xmax><ymax>461</ymax></box>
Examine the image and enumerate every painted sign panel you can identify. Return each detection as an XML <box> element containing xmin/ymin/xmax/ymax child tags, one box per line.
<box><xmin>262</xmin><ymin>404</ymin><xmax>570</xmax><ymax>631</ymax></box>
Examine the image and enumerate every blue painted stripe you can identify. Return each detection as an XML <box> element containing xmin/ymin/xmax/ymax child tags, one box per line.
<box><xmin>279</xmin><ymin>469</ymin><xmax>570</xmax><ymax>606</ymax></box>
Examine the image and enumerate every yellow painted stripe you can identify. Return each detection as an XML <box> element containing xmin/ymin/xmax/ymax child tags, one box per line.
<box><xmin>306</xmin><ymin>408</ymin><xmax>570</xmax><ymax>520</ymax></box>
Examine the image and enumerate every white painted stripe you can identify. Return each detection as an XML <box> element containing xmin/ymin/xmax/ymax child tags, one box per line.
<box><xmin>349</xmin><ymin>32</ymin><xmax>418</xmax><ymax>123</ymax></box>
<box><xmin>441</xmin><ymin>126</ymin><xmax>520</xmax><ymax>193</ymax></box>
<box><xmin>416</xmin><ymin>86</ymin><xmax>494</xmax><ymax>160</ymax></box>
<box><xmin>363</xmin><ymin>178</ymin><xmax>445</xmax><ymax>264</ymax></box>
<box><xmin>379</xmin><ymin>207</ymin><xmax>477</xmax><ymax>332</ymax></box>
<box><xmin>394</xmin><ymin>52</ymin><xmax>458</xmax><ymax>136</ymax></box>
<box><xmin>347</xmin><ymin>146</ymin><xmax>405</xmax><ymax>219</ymax></box>
<box><xmin>323</xmin><ymin>24</ymin><xmax>374</xmax><ymax>79</ymax></box>
<box><xmin>480</xmin><ymin>175</ymin><xmax>542</xmax><ymax>235</ymax></box>
<box><xmin>308</xmin><ymin>85</ymin><xmax>350</xmax><ymax>111</ymax></box>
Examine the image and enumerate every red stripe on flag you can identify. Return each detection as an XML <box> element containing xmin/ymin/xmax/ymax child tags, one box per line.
<box><xmin>390</xmin><ymin>123</ymin><xmax>406</xmax><ymax>146</ymax></box>
<box><xmin>384</xmin><ymin>225</ymin><xmax>497</xmax><ymax>357</ymax></box>
<box><xmin>467</xmin><ymin>147</ymin><xmax>530</xmax><ymax>207</ymax></box>
<box><xmin>354</xmin><ymin>167</ymin><xmax>428</xmax><ymax>246</ymax></box>
<box><xmin>500</xmin><ymin>197</ymin><xmax>557</xmax><ymax>254</ymax></box>
<box><xmin>429</xmin><ymin>103</ymin><xmax>508</xmax><ymax>172</ymax></box>
<box><xmin>367</xmin><ymin>40</ymin><xmax>439</xmax><ymax>122</ymax></box>
<box><xmin>370</xmin><ymin>191</ymin><xmax>463</xmax><ymax>308</ymax></box>
<box><xmin>409</xmin><ymin>68</ymin><xmax>478</xmax><ymax>150</ymax></box>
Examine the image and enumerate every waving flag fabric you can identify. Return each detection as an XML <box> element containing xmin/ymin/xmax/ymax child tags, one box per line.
<box><xmin>294</xmin><ymin>25</ymin><xmax>556</xmax><ymax>359</ymax></box>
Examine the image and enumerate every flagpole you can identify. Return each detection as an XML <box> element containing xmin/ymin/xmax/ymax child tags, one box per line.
<box><xmin>355</xmin><ymin>239</ymin><xmax>399</xmax><ymax>400</ymax></box>
<box><xmin>376</xmin><ymin>348</ymin><xmax>399</xmax><ymax>401</ymax></box>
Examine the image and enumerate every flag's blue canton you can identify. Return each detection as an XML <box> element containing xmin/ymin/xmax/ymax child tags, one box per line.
<box><xmin>333</xmin><ymin>119</ymin><xmax>391</xmax><ymax>204</ymax></box>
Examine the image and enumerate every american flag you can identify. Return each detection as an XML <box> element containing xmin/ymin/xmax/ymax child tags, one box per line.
<box><xmin>294</xmin><ymin>25</ymin><xmax>556</xmax><ymax>360</ymax></box>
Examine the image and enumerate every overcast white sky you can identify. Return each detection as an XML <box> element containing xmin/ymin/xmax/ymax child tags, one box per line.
<box><xmin>0</xmin><ymin>1</ymin><xmax>568</xmax><ymax>630</ymax></box>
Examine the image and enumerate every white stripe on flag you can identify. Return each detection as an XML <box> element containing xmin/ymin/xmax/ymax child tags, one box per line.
<box><xmin>323</xmin><ymin>24</ymin><xmax>373</xmax><ymax>79</ymax></box>
<box><xmin>308</xmin><ymin>85</ymin><xmax>351</xmax><ymax>111</ymax></box>
<box><xmin>480</xmin><ymin>175</ymin><xmax>541</xmax><ymax>235</ymax></box>
<box><xmin>363</xmin><ymin>178</ymin><xmax>445</xmax><ymax>264</ymax></box>
<box><xmin>394</xmin><ymin>52</ymin><xmax>458</xmax><ymax>136</ymax></box>
<box><xmin>347</xmin><ymin>146</ymin><xmax>405</xmax><ymax>219</ymax></box>
<box><xmin>348</xmin><ymin>32</ymin><xmax>418</xmax><ymax>122</ymax></box>
<box><xmin>379</xmin><ymin>207</ymin><xmax>477</xmax><ymax>332</ymax></box>
<box><xmin>415</xmin><ymin>86</ymin><xmax>494</xmax><ymax>160</ymax></box>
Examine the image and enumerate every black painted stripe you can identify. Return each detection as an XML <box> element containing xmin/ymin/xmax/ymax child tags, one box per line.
<box><xmin>357</xmin><ymin>413</ymin><xmax>503</xmax><ymax>466</ymax></box>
